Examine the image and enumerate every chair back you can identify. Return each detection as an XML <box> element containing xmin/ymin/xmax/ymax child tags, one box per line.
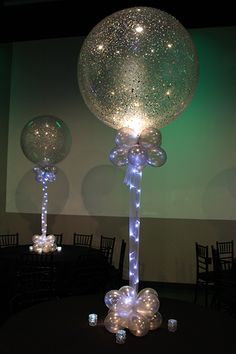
<box><xmin>10</xmin><ymin>252</ymin><xmax>55</xmax><ymax>314</ymax></box>
<box><xmin>100</xmin><ymin>235</ymin><xmax>115</xmax><ymax>264</ymax></box>
<box><xmin>0</xmin><ymin>233</ymin><xmax>19</xmax><ymax>248</ymax></box>
<box><xmin>194</xmin><ymin>242</ymin><xmax>214</xmax><ymax>306</ymax></box>
<box><xmin>118</xmin><ymin>239</ymin><xmax>126</xmax><ymax>274</ymax></box>
<box><xmin>17</xmin><ymin>252</ymin><xmax>55</xmax><ymax>293</ymax></box>
<box><xmin>47</xmin><ymin>233</ymin><xmax>63</xmax><ymax>246</ymax></box>
<box><xmin>195</xmin><ymin>242</ymin><xmax>211</xmax><ymax>276</ymax></box>
<box><xmin>216</xmin><ymin>240</ymin><xmax>234</xmax><ymax>266</ymax></box>
<box><xmin>54</xmin><ymin>233</ymin><xmax>63</xmax><ymax>246</ymax></box>
<box><xmin>73</xmin><ymin>233</ymin><xmax>93</xmax><ymax>248</ymax></box>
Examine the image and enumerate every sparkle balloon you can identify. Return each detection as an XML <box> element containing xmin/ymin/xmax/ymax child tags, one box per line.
<box><xmin>78</xmin><ymin>6</ymin><xmax>199</xmax><ymax>133</ymax></box>
<box><xmin>21</xmin><ymin>115</ymin><xmax>72</xmax><ymax>167</ymax></box>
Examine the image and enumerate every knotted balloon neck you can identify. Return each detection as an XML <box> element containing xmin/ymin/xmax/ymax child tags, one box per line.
<box><xmin>33</xmin><ymin>166</ymin><xmax>57</xmax><ymax>184</ymax></box>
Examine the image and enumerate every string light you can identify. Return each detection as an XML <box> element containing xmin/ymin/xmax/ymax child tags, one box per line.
<box><xmin>32</xmin><ymin>167</ymin><xmax>57</xmax><ymax>253</ymax></box>
<box><xmin>104</xmin><ymin>127</ymin><xmax>165</xmax><ymax>336</ymax></box>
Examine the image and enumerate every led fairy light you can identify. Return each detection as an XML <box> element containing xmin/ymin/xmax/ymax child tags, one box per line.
<box><xmin>32</xmin><ymin>166</ymin><xmax>57</xmax><ymax>253</ymax></box>
<box><xmin>41</xmin><ymin>179</ymin><xmax>48</xmax><ymax>237</ymax></box>
<box><xmin>127</xmin><ymin>167</ymin><xmax>142</xmax><ymax>292</ymax></box>
<box><xmin>78</xmin><ymin>6</ymin><xmax>199</xmax><ymax>336</ymax></box>
<box><xmin>20</xmin><ymin>115</ymin><xmax>71</xmax><ymax>253</ymax></box>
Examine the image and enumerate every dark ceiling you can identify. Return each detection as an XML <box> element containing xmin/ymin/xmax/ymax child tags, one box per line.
<box><xmin>1</xmin><ymin>0</ymin><xmax>235</xmax><ymax>42</ymax></box>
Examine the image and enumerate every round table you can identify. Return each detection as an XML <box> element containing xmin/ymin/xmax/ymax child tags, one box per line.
<box><xmin>0</xmin><ymin>294</ymin><xmax>234</xmax><ymax>354</ymax></box>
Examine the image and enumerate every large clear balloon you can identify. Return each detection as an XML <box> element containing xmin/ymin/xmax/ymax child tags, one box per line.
<box><xmin>78</xmin><ymin>6</ymin><xmax>199</xmax><ymax>133</ymax></box>
<box><xmin>21</xmin><ymin>115</ymin><xmax>72</xmax><ymax>167</ymax></box>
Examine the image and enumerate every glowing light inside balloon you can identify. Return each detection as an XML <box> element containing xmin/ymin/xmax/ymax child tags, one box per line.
<box><xmin>20</xmin><ymin>115</ymin><xmax>71</xmax><ymax>167</ymax></box>
<box><xmin>78</xmin><ymin>6</ymin><xmax>199</xmax><ymax>132</ymax></box>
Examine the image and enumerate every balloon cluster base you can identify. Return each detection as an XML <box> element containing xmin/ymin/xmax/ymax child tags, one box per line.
<box><xmin>104</xmin><ymin>286</ymin><xmax>162</xmax><ymax>337</ymax></box>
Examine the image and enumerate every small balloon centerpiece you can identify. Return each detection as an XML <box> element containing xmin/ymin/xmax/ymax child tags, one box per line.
<box><xmin>78</xmin><ymin>6</ymin><xmax>199</xmax><ymax>336</ymax></box>
<box><xmin>20</xmin><ymin>115</ymin><xmax>71</xmax><ymax>253</ymax></box>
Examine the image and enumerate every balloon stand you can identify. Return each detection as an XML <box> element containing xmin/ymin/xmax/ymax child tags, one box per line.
<box><xmin>104</xmin><ymin>127</ymin><xmax>165</xmax><ymax>336</ymax></box>
<box><xmin>32</xmin><ymin>166</ymin><xmax>58</xmax><ymax>253</ymax></box>
<box><xmin>20</xmin><ymin>115</ymin><xmax>71</xmax><ymax>254</ymax></box>
<box><xmin>78</xmin><ymin>5</ymin><xmax>199</xmax><ymax>339</ymax></box>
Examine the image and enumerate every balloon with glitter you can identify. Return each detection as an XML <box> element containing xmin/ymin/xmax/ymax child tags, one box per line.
<box><xmin>21</xmin><ymin>115</ymin><xmax>72</xmax><ymax>167</ymax></box>
<box><xmin>78</xmin><ymin>6</ymin><xmax>199</xmax><ymax>134</ymax></box>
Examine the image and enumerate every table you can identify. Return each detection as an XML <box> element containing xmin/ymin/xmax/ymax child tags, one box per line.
<box><xmin>0</xmin><ymin>245</ymin><xmax>109</xmax><ymax>297</ymax></box>
<box><xmin>0</xmin><ymin>245</ymin><xmax>103</xmax><ymax>263</ymax></box>
<box><xmin>0</xmin><ymin>294</ymin><xmax>234</xmax><ymax>354</ymax></box>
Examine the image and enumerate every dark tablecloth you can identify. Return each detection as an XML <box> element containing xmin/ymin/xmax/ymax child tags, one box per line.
<box><xmin>0</xmin><ymin>294</ymin><xmax>234</xmax><ymax>354</ymax></box>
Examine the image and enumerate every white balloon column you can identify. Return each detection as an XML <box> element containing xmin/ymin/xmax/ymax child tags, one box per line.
<box><xmin>78</xmin><ymin>7</ymin><xmax>199</xmax><ymax>336</ymax></box>
<box><xmin>20</xmin><ymin>115</ymin><xmax>71</xmax><ymax>253</ymax></box>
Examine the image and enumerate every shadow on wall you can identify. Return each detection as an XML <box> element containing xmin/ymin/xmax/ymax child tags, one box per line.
<box><xmin>202</xmin><ymin>166</ymin><xmax>236</xmax><ymax>221</ymax></box>
<box><xmin>15</xmin><ymin>167</ymin><xmax>69</xmax><ymax>234</ymax></box>
<box><xmin>81</xmin><ymin>164</ymin><xmax>129</xmax><ymax>217</ymax></box>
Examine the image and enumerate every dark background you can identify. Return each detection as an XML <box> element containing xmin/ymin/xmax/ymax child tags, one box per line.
<box><xmin>1</xmin><ymin>0</ymin><xmax>236</xmax><ymax>42</ymax></box>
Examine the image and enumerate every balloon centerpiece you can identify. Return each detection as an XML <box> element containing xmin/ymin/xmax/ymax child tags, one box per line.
<box><xmin>20</xmin><ymin>115</ymin><xmax>71</xmax><ymax>253</ymax></box>
<box><xmin>78</xmin><ymin>6</ymin><xmax>199</xmax><ymax>336</ymax></box>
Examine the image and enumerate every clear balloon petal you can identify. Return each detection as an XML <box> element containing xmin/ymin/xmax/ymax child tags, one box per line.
<box><xmin>128</xmin><ymin>312</ymin><xmax>149</xmax><ymax>337</ymax></box>
<box><xmin>128</xmin><ymin>145</ymin><xmax>148</xmax><ymax>168</ymax></box>
<box><xmin>115</xmin><ymin>127</ymin><xmax>139</xmax><ymax>147</ymax></box>
<box><xmin>147</xmin><ymin>147</ymin><xmax>167</xmax><ymax>167</ymax></box>
<box><xmin>136</xmin><ymin>293</ymin><xmax>160</xmax><ymax>317</ymax></box>
<box><xmin>104</xmin><ymin>290</ymin><xmax>121</xmax><ymax>309</ymax></box>
<box><xmin>139</xmin><ymin>128</ymin><xmax>162</xmax><ymax>149</ymax></box>
<box><xmin>104</xmin><ymin>311</ymin><xmax>123</xmax><ymax>333</ymax></box>
<box><xmin>109</xmin><ymin>146</ymin><xmax>128</xmax><ymax>167</ymax></box>
<box><xmin>149</xmin><ymin>312</ymin><xmax>163</xmax><ymax>330</ymax></box>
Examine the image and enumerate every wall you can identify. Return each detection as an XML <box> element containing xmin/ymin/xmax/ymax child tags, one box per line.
<box><xmin>1</xmin><ymin>27</ymin><xmax>236</xmax><ymax>284</ymax></box>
